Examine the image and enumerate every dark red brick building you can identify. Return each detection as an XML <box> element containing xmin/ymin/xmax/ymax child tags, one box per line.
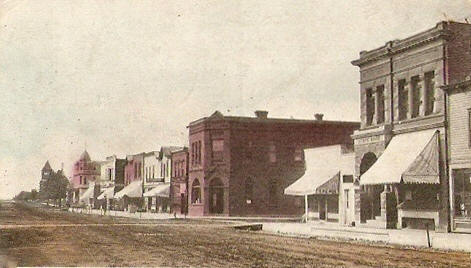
<box><xmin>187</xmin><ymin>110</ymin><xmax>360</xmax><ymax>216</ymax></box>
<box><xmin>170</xmin><ymin>147</ymin><xmax>189</xmax><ymax>215</ymax></box>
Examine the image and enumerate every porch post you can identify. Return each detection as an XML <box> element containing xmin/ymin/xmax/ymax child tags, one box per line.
<box><xmin>305</xmin><ymin>195</ymin><xmax>309</xmax><ymax>223</ymax></box>
<box><xmin>325</xmin><ymin>197</ymin><xmax>329</xmax><ymax>221</ymax></box>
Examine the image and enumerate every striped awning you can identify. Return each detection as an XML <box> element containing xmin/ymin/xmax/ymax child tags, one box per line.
<box><xmin>114</xmin><ymin>180</ymin><xmax>142</xmax><ymax>198</ymax></box>
<box><xmin>143</xmin><ymin>183</ymin><xmax>170</xmax><ymax>198</ymax></box>
<box><xmin>360</xmin><ymin>129</ymin><xmax>440</xmax><ymax>185</ymax></box>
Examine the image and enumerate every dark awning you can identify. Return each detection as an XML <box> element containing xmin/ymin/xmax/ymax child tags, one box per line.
<box><xmin>402</xmin><ymin>131</ymin><xmax>440</xmax><ymax>184</ymax></box>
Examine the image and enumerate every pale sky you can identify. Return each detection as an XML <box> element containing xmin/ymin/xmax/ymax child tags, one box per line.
<box><xmin>1</xmin><ymin>0</ymin><xmax>471</xmax><ymax>199</ymax></box>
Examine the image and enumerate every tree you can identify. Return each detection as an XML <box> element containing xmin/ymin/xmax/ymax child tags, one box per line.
<box><xmin>31</xmin><ymin>189</ymin><xmax>38</xmax><ymax>200</ymax></box>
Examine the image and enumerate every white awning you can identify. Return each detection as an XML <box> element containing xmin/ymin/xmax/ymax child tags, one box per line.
<box><xmin>360</xmin><ymin>129</ymin><xmax>439</xmax><ymax>185</ymax></box>
<box><xmin>79</xmin><ymin>184</ymin><xmax>95</xmax><ymax>201</ymax></box>
<box><xmin>114</xmin><ymin>180</ymin><xmax>142</xmax><ymax>198</ymax></box>
<box><xmin>143</xmin><ymin>183</ymin><xmax>170</xmax><ymax>198</ymax></box>
<box><xmin>284</xmin><ymin>146</ymin><xmax>354</xmax><ymax>196</ymax></box>
<box><xmin>97</xmin><ymin>187</ymin><xmax>115</xmax><ymax>200</ymax></box>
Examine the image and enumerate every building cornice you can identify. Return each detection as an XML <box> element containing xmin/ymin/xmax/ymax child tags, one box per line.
<box><xmin>441</xmin><ymin>79</ymin><xmax>471</xmax><ymax>94</ymax></box>
<box><xmin>352</xmin><ymin>22</ymin><xmax>451</xmax><ymax>67</ymax></box>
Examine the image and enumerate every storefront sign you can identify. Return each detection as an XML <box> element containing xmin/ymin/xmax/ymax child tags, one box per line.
<box><xmin>355</xmin><ymin>135</ymin><xmax>382</xmax><ymax>145</ymax></box>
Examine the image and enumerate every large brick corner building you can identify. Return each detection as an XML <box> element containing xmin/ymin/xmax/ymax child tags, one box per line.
<box><xmin>187</xmin><ymin>110</ymin><xmax>359</xmax><ymax>216</ymax></box>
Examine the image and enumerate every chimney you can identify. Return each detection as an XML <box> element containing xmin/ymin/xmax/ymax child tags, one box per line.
<box><xmin>254</xmin><ymin>110</ymin><xmax>268</xmax><ymax>119</ymax></box>
<box><xmin>61</xmin><ymin>162</ymin><xmax>64</xmax><ymax>171</ymax></box>
<box><xmin>314</xmin><ymin>113</ymin><xmax>324</xmax><ymax>121</ymax></box>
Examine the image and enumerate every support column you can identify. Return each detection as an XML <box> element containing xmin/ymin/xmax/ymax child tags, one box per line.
<box><xmin>373</xmin><ymin>87</ymin><xmax>379</xmax><ymax>124</ymax></box>
<box><xmin>419</xmin><ymin>75</ymin><xmax>426</xmax><ymax>116</ymax></box>
<box><xmin>325</xmin><ymin>198</ymin><xmax>329</xmax><ymax>221</ymax></box>
<box><xmin>305</xmin><ymin>195</ymin><xmax>309</xmax><ymax>223</ymax></box>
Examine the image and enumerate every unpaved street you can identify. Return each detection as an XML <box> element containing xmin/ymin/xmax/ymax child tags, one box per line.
<box><xmin>1</xmin><ymin>201</ymin><xmax>470</xmax><ymax>267</ymax></box>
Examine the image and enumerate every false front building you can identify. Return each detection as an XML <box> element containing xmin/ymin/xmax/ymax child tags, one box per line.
<box><xmin>351</xmin><ymin>21</ymin><xmax>471</xmax><ymax>232</ymax></box>
<box><xmin>187</xmin><ymin>110</ymin><xmax>359</xmax><ymax>216</ymax></box>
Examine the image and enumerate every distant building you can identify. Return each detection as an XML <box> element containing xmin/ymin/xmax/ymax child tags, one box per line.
<box><xmin>39</xmin><ymin>161</ymin><xmax>54</xmax><ymax>198</ymax></box>
<box><xmin>71</xmin><ymin>150</ymin><xmax>101</xmax><ymax>204</ymax></box>
<box><xmin>124</xmin><ymin>153</ymin><xmax>144</xmax><ymax>186</ymax></box>
<box><xmin>351</xmin><ymin>21</ymin><xmax>471</xmax><ymax>232</ymax></box>
<box><xmin>39</xmin><ymin>161</ymin><xmax>69</xmax><ymax>204</ymax></box>
<box><xmin>97</xmin><ymin>155</ymin><xmax>126</xmax><ymax>210</ymax></box>
<box><xmin>142</xmin><ymin>146</ymin><xmax>182</xmax><ymax>213</ymax></box>
<box><xmin>187</xmin><ymin>110</ymin><xmax>359</xmax><ymax>217</ymax></box>
<box><xmin>170</xmin><ymin>147</ymin><xmax>189</xmax><ymax>215</ymax></box>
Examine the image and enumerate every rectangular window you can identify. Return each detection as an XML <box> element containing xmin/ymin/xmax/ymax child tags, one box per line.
<box><xmin>376</xmin><ymin>85</ymin><xmax>385</xmax><ymax>124</ymax></box>
<box><xmin>268</xmin><ymin>142</ymin><xmax>276</xmax><ymax>163</ymax></box>
<box><xmin>191</xmin><ymin>143</ymin><xmax>195</xmax><ymax>166</ymax></box>
<box><xmin>152</xmin><ymin>166</ymin><xmax>155</xmax><ymax>178</ymax></box>
<box><xmin>365</xmin><ymin>88</ymin><xmax>375</xmax><ymax>125</ymax></box>
<box><xmin>212</xmin><ymin>140</ymin><xmax>224</xmax><ymax>161</ymax></box>
<box><xmin>398</xmin><ymin>79</ymin><xmax>408</xmax><ymax>120</ymax></box>
<box><xmin>198</xmin><ymin>141</ymin><xmax>202</xmax><ymax>164</ymax></box>
<box><xmin>411</xmin><ymin>76</ymin><xmax>421</xmax><ymax>118</ymax></box>
<box><xmin>294</xmin><ymin>147</ymin><xmax>303</xmax><ymax>161</ymax></box>
<box><xmin>424</xmin><ymin>71</ymin><xmax>435</xmax><ymax>115</ymax></box>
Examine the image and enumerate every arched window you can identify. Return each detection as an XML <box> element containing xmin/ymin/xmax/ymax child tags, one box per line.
<box><xmin>245</xmin><ymin>178</ymin><xmax>253</xmax><ymax>204</ymax></box>
<box><xmin>191</xmin><ymin>179</ymin><xmax>201</xmax><ymax>204</ymax></box>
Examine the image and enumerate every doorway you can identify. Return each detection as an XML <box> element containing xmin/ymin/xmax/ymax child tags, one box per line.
<box><xmin>209</xmin><ymin>178</ymin><xmax>224</xmax><ymax>214</ymax></box>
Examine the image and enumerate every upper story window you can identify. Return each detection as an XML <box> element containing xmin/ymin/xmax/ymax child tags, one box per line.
<box><xmin>424</xmin><ymin>71</ymin><xmax>435</xmax><ymax>116</ymax></box>
<box><xmin>191</xmin><ymin>141</ymin><xmax>202</xmax><ymax>166</ymax></box>
<box><xmin>268</xmin><ymin>141</ymin><xmax>277</xmax><ymax>163</ymax></box>
<box><xmin>365</xmin><ymin>87</ymin><xmax>375</xmax><ymax>126</ymax></box>
<box><xmin>376</xmin><ymin>85</ymin><xmax>385</xmax><ymax>124</ymax></box>
<box><xmin>398</xmin><ymin>79</ymin><xmax>408</xmax><ymax>120</ymax></box>
<box><xmin>107</xmin><ymin>168</ymin><xmax>112</xmax><ymax>180</ymax></box>
<box><xmin>212</xmin><ymin>139</ymin><xmax>224</xmax><ymax>161</ymax></box>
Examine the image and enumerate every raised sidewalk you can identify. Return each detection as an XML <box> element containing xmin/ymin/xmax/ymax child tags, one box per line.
<box><xmin>262</xmin><ymin>221</ymin><xmax>471</xmax><ymax>252</ymax></box>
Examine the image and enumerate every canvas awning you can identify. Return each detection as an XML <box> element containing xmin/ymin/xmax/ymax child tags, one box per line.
<box><xmin>284</xmin><ymin>147</ymin><xmax>353</xmax><ymax>196</ymax></box>
<box><xmin>285</xmin><ymin>170</ymin><xmax>340</xmax><ymax>196</ymax></box>
<box><xmin>79</xmin><ymin>184</ymin><xmax>95</xmax><ymax>201</ymax></box>
<box><xmin>97</xmin><ymin>186</ymin><xmax>115</xmax><ymax>200</ymax></box>
<box><xmin>360</xmin><ymin>129</ymin><xmax>440</xmax><ymax>185</ymax></box>
<box><xmin>114</xmin><ymin>180</ymin><xmax>142</xmax><ymax>198</ymax></box>
<box><xmin>143</xmin><ymin>183</ymin><xmax>170</xmax><ymax>198</ymax></box>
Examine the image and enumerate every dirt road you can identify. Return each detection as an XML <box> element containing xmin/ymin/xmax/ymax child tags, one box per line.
<box><xmin>1</xmin><ymin>201</ymin><xmax>470</xmax><ymax>267</ymax></box>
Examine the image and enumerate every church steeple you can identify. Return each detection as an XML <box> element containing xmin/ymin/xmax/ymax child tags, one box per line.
<box><xmin>42</xmin><ymin>161</ymin><xmax>52</xmax><ymax>171</ymax></box>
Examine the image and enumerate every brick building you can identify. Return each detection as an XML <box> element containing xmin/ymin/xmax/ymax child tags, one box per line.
<box><xmin>71</xmin><ymin>150</ymin><xmax>101</xmax><ymax>204</ymax></box>
<box><xmin>443</xmin><ymin>79</ymin><xmax>471</xmax><ymax>232</ymax></box>
<box><xmin>170</xmin><ymin>147</ymin><xmax>189</xmax><ymax>215</ymax></box>
<box><xmin>187</xmin><ymin>110</ymin><xmax>359</xmax><ymax>216</ymax></box>
<box><xmin>351</xmin><ymin>21</ymin><xmax>471</xmax><ymax>232</ymax></box>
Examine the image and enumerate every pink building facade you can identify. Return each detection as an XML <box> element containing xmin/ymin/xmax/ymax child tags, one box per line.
<box><xmin>71</xmin><ymin>150</ymin><xmax>101</xmax><ymax>203</ymax></box>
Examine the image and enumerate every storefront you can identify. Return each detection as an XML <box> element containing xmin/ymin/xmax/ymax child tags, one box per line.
<box><xmin>143</xmin><ymin>183</ymin><xmax>171</xmax><ymax>213</ymax></box>
<box><xmin>360</xmin><ymin>129</ymin><xmax>442</xmax><ymax>230</ymax></box>
<box><xmin>114</xmin><ymin>180</ymin><xmax>143</xmax><ymax>212</ymax></box>
<box><xmin>284</xmin><ymin>146</ymin><xmax>354</xmax><ymax>223</ymax></box>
